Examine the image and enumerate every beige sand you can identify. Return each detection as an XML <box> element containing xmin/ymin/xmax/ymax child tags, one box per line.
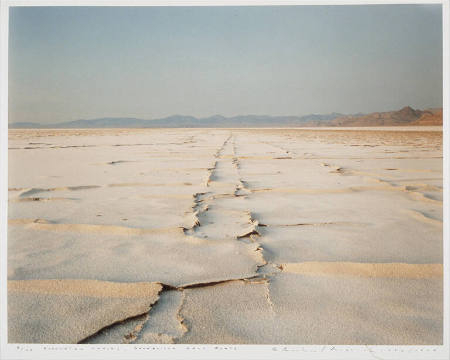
<box><xmin>7</xmin><ymin>127</ymin><xmax>443</xmax><ymax>344</ymax></box>
<box><xmin>8</xmin><ymin>279</ymin><xmax>162</xmax><ymax>344</ymax></box>
<box><xmin>177</xmin><ymin>275</ymin><xmax>442</xmax><ymax>345</ymax></box>
<box><xmin>279</xmin><ymin>262</ymin><xmax>443</xmax><ymax>279</ymax></box>
<box><xmin>8</xmin><ymin>279</ymin><xmax>162</xmax><ymax>298</ymax></box>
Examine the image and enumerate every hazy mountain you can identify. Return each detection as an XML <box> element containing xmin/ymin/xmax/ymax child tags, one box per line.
<box><xmin>8</xmin><ymin>107</ymin><xmax>442</xmax><ymax>129</ymax></box>
<box><xmin>9</xmin><ymin>122</ymin><xmax>43</xmax><ymax>129</ymax></box>
<box><xmin>410</xmin><ymin>108</ymin><xmax>443</xmax><ymax>125</ymax></box>
<box><xmin>9</xmin><ymin>114</ymin><xmax>342</xmax><ymax>129</ymax></box>
<box><xmin>328</xmin><ymin>106</ymin><xmax>443</xmax><ymax>127</ymax></box>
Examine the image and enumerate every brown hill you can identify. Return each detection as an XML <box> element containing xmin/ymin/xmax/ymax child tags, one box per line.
<box><xmin>410</xmin><ymin>108</ymin><xmax>443</xmax><ymax>125</ymax></box>
<box><xmin>321</xmin><ymin>106</ymin><xmax>442</xmax><ymax>127</ymax></box>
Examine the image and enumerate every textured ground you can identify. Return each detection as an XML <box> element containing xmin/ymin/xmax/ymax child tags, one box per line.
<box><xmin>7</xmin><ymin>127</ymin><xmax>443</xmax><ymax>344</ymax></box>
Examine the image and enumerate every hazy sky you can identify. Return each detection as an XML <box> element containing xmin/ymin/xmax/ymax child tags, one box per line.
<box><xmin>9</xmin><ymin>5</ymin><xmax>442</xmax><ymax>124</ymax></box>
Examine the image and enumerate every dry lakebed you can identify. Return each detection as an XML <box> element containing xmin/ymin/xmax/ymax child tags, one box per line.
<box><xmin>7</xmin><ymin>127</ymin><xmax>443</xmax><ymax>344</ymax></box>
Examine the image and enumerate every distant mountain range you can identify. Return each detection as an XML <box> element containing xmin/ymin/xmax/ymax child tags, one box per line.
<box><xmin>9</xmin><ymin>106</ymin><xmax>442</xmax><ymax>129</ymax></box>
<box><xmin>327</xmin><ymin>106</ymin><xmax>442</xmax><ymax>127</ymax></box>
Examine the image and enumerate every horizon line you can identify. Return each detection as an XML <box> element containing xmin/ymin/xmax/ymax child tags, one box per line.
<box><xmin>8</xmin><ymin>105</ymin><xmax>443</xmax><ymax>125</ymax></box>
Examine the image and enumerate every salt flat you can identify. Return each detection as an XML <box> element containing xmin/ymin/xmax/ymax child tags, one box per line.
<box><xmin>7</xmin><ymin>128</ymin><xmax>443</xmax><ymax>344</ymax></box>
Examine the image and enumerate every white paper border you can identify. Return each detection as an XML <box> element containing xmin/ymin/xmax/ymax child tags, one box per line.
<box><xmin>0</xmin><ymin>1</ymin><xmax>448</xmax><ymax>359</ymax></box>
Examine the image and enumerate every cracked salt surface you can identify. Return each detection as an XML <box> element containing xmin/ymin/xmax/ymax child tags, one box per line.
<box><xmin>7</xmin><ymin>128</ymin><xmax>443</xmax><ymax>344</ymax></box>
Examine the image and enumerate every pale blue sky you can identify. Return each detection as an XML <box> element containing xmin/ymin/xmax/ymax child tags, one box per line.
<box><xmin>9</xmin><ymin>5</ymin><xmax>443</xmax><ymax>124</ymax></box>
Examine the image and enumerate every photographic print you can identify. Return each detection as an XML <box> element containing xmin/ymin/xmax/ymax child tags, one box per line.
<box><xmin>1</xmin><ymin>1</ymin><xmax>448</xmax><ymax>359</ymax></box>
